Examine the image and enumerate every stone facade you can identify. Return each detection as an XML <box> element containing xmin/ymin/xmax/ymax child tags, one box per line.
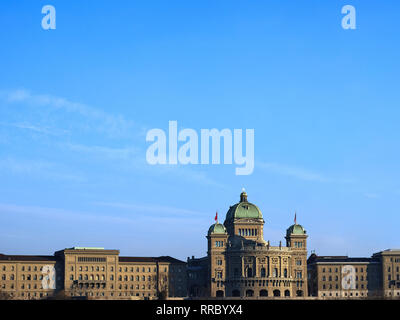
<box><xmin>188</xmin><ymin>191</ymin><xmax>308</xmax><ymax>298</ymax></box>
<box><xmin>307</xmin><ymin>249</ymin><xmax>400</xmax><ymax>299</ymax></box>
<box><xmin>0</xmin><ymin>247</ymin><xmax>186</xmax><ymax>300</ymax></box>
<box><xmin>1</xmin><ymin>191</ymin><xmax>399</xmax><ymax>300</ymax></box>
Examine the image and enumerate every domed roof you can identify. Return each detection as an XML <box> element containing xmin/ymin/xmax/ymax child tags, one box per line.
<box><xmin>286</xmin><ymin>223</ymin><xmax>306</xmax><ymax>236</ymax></box>
<box><xmin>208</xmin><ymin>222</ymin><xmax>227</xmax><ymax>236</ymax></box>
<box><xmin>225</xmin><ymin>191</ymin><xmax>263</xmax><ymax>221</ymax></box>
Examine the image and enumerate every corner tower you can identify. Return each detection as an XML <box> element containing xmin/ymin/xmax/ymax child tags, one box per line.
<box><xmin>285</xmin><ymin>215</ymin><xmax>308</xmax><ymax>297</ymax></box>
<box><xmin>285</xmin><ymin>216</ymin><xmax>307</xmax><ymax>249</ymax></box>
<box><xmin>207</xmin><ymin>221</ymin><xmax>228</xmax><ymax>297</ymax></box>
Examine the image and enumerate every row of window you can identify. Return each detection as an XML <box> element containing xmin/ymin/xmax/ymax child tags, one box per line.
<box><xmin>4</xmin><ymin>291</ymin><xmax>163</xmax><ymax>298</ymax></box>
<box><xmin>322</xmin><ymin>267</ymin><xmax>366</xmax><ymax>273</ymax></box>
<box><xmin>77</xmin><ymin>257</ymin><xmax>106</xmax><ymax>262</ymax></box>
<box><xmin>387</xmin><ymin>266</ymin><xmax>400</xmax><ymax>272</ymax></box>
<box><xmin>10</xmin><ymin>292</ymin><xmax>50</xmax><ymax>298</ymax></box>
<box><xmin>75</xmin><ymin>292</ymin><xmax>158</xmax><ymax>297</ymax></box>
<box><xmin>293</xmin><ymin>242</ymin><xmax>304</xmax><ymax>248</ymax></box>
<box><xmin>223</xmin><ymin>280</ymin><xmax>303</xmax><ymax>288</ymax></box>
<box><xmin>234</xmin><ymin>267</ymin><xmax>302</xmax><ymax>279</ymax></box>
<box><xmin>1</xmin><ymin>274</ymin><xmax>44</xmax><ymax>281</ymax></box>
<box><xmin>71</xmin><ymin>274</ymin><xmax>155</xmax><ymax>281</ymax></box>
<box><xmin>1</xmin><ymin>265</ymin><xmax>181</xmax><ymax>273</ymax></box>
<box><xmin>238</xmin><ymin>229</ymin><xmax>258</xmax><ymax>237</ymax></box>
<box><xmin>215</xmin><ymin>241</ymin><xmax>224</xmax><ymax>247</ymax></box>
<box><xmin>2</xmin><ymin>284</ymin><xmax>43</xmax><ymax>290</ymax></box>
<box><xmin>322</xmin><ymin>275</ymin><xmax>367</xmax><ymax>281</ymax></box>
<box><xmin>1</xmin><ymin>265</ymin><xmax>51</xmax><ymax>272</ymax></box>
<box><xmin>73</xmin><ymin>283</ymin><xmax>156</xmax><ymax>290</ymax></box>
<box><xmin>387</xmin><ymin>274</ymin><xmax>400</xmax><ymax>281</ymax></box>
<box><xmin>322</xmin><ymin>292</ymin><xmax>372</xmax><ymax>297</ymax></box>
<box><xmin>72</xmin><ymin>266</ymin><xmax>160</xmax><ymax>273</ymax></box>
<box><xmin>69</xmin><ymin>274</ymin><xmax>184</xmax><ymax>282</ymax></box>
<box><xmin>322</xmin><ymin>283</ymin><xmax>367</xmax><ymax>290</ymax></box>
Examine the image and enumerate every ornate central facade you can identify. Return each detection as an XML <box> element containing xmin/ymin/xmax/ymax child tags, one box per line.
<box><xmin>188</xmin><ymin>191</ymin><xmax>308</xmax><ymax>298</ymax></box>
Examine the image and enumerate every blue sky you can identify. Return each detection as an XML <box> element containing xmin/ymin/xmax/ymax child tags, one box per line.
<box><xmin>0</xmin><ymin>1</ymin><xmax>399</xmax><ymax>260</ymax></box>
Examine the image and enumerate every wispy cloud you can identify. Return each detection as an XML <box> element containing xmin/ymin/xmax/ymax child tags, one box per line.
<box><xmin>91</xmin><ymin>201</ymin><xmax>208</xmax><ymax>217</ymax></box>
<box><xmin>0</xmin><ymin>202</ymin><xmax>206</xmax><ymax>226</ymax></box>
<box><xmin>0</xmin><ymin>89</ymin><xmax>135</xmax><ymax>138</ymax></box>
<box><xmin>0</xmin><ymin>121</ymin><xmax>69</xmax><ymax>136</ymax></box>
<box><xmin>0</xmin><ymin>88</ymin><xmax>227</xmax><ymax>189</ymax></box>
<box><xmin>257</xmin><ymin>161</ymin><xmax>353</xmax><ymax>183</ymax></box>
<box><xmin>257</xmin><ymin>161</ymin><xmax>329</xmax><ymax>182</ymax></box>
<box><xmin>65</xmin><ymin>141</ymin><xmax>227</xmax><ymax>188</ymax></box>
<box><xmin>66</xmin><ymin>143</ymin><xmax>139</xmax><ymax>161</ymax></box>
<box><xmin>0</xmin><ymin>158</ymin><xmax>85</xmax><ymax>182</ymax></box>
<box><xmin>145</xmin><ymin>164</ymin><xmax>228</xmax><ymax>189</ymax></box>
<box><xmin>365</xmin><ymin>193</ymin><xmax>380</xmax><ymax>199</ymax></box>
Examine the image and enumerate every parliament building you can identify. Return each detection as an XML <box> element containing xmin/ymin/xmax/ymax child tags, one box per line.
<box><xmin>1</xmin><ymin>191</ymin><xmax>399</xmax><ymax>299</ymax></box>
<box><xmin>187</xmin><ymin>190</ymin><xmax>308</xmax><ymax>298</ymax></box>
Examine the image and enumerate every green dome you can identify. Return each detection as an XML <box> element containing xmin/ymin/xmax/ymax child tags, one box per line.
<box><xmin>208</xmin><ymin>223</ymin><xmax>227</xmax><ymax>236</ymax></box>
<box><xmin>286</xmin><ymin>224</ymin><xmax>306</xmax><ymax>236</ymax></box>
<box><xmin>225</xmin><ymin>191</ymin><xmax>263</xmax><ymax>221</ymax></box>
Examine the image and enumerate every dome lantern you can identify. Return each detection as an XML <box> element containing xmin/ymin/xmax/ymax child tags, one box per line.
<box><xmin>240</xmin><ymin>188</ymin><xmax>248</xmax><ymax>202</ymax></box>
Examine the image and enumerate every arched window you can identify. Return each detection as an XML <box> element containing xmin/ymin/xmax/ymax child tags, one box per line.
<box><xmin>285</xmin><ymin>290</ymin><xmax>290</xmax><ymax>297</ymax></box>
<box><xmin>261</xmin><ymin>267</ymin><xmax>266</xmax><ymax>277</ymax></box>
<box><xmin>247</xmin><ymin>267</ymin><xmax>253</xmax><ymax>278</ymax></box>
<box><xmin>296</xmin><ymin>290</ymin><xmax>303</xmax><ymax>297</ymax></box>
<box><xmin>273</xmin><ymin>289</ymin><xmax>281</xmax><ymax>297</ymax></box>
<box><xmin>284</xmin><ymin>269</ymin><xmax>288</xmax><ymax>278</ymax></box>
<box><xmin>260</xmin><ymin>290</ymin><xmax>268</xmax><ymax>297</ymax></box>
<box><xmin>216</xmin><ymin>290</ymin><xmax>224</xmax><ymax>297</ymax></box>
<box><xmin>246</xmin><ymin>289</ymin><xmax>254</xmax><ymax>297</ymax></box>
